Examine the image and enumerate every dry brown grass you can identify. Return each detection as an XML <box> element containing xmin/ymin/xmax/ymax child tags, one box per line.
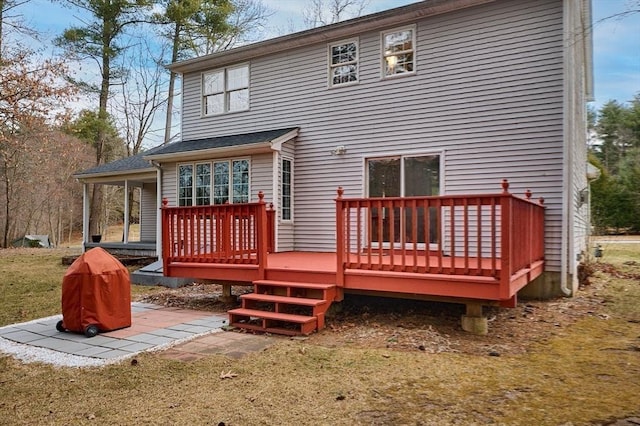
<box><xmin>0</xmin><ymin>244</ymin><xmax>639</xmax><ymax>425</ymax></box>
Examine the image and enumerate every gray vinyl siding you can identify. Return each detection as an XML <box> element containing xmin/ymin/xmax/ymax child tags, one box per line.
<box><xmin>250</xmin><ymin>153</ymin><xmax>273</xmax><ymax>202</ymax></box>
<box><xmin>179</xmin><ymin>0</ymin><xmax>566</xmax><ymax>266</ymax></box>
<box><xmin>140</xmin><ymin>182</ymin><xmax>157</xmax><ymax>242</ymax></box>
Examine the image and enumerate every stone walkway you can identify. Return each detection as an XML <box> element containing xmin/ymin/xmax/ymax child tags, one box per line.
<box><xmin>0</xmin><ymin>303</ymin><xmax>277</xmax><ymax>367</ymax></box>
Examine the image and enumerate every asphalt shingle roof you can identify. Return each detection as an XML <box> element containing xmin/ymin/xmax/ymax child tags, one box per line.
<box><xmin>74</xmin><ymin>128</ymin><xmax>298</xmax><ymax>177</ymax></box>
<box><xmin>146</xmin><ymin>127</ymin><xmax>299</xmax><ymax>157</ymax></box>
<box><xmin>74</xmin><ymin>144</ymin><xmax>166</xmax><ymax>177</ymax></box>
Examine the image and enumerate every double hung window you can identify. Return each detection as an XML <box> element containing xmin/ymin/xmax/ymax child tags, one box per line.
<box><xmin>202</xmin><ymin>64</ymin><xmax>249</xmax><ymax>115</ymax></box>
<box><xmin>329</xmin><ymin>39</ymin><xmax>358</xmax><ymax>86</ymax></box>
<box><xmin>382</xmin><ymin>26</ymin><xmax>415</xmax><ymax>77</ymax></box>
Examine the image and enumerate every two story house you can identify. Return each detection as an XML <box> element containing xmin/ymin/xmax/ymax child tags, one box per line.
<box><xmin>75</xmin><ymin>0</ymin><xmax>593</xmax><ymax>335</ymax></box>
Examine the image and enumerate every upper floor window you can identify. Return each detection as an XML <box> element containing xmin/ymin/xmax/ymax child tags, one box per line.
<box><xmin>202</xmin><ymin>64</ymin><xmax>249</xmax><ymax>116</ymax></box>
<box><xmin>329</xmin><ymin>39</ymin><xmax>358</xmax><ymax>86</ymax></box>
<box><xmin>382</xmin><ymin>26</ymin><xmax>415</xmax><ymax>77</ymax></box>
<box><xmin>178</xmin><ymin>159</ymin><xmax>249</xmax><ymax>206</ymax></box>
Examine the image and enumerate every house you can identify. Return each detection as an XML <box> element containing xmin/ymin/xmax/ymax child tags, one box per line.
<box><xmin>75</xmin><ymin>0</ymin><xmax>593</xmax><ymax>335</ymax></box>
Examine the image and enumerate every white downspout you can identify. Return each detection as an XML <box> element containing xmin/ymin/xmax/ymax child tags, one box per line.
<box><xmin>559</xmin><ymin>0</ymin><xmax>575</xmax><ymax>296</ymax></box>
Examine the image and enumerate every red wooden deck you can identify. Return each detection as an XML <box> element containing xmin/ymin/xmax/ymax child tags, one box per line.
<box><xmin>162</xmin><ymin>181</ymin><xmax>546</xmax><ymax>307</ymax></box>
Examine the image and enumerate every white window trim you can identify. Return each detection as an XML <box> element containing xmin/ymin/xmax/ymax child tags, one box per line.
<box><xmin>328</xmin><ymin>38</ymin><xmax>359</xmax><ymax>88</ymax></box>
<box><xmin>281</xmin><ymin>156</ymin><xmax>294</xmax><ymax>222</ymax></box>
<box><xmin>380</xmin><ymin>24</ymin><xmax>417</xmax><ymax>79</ymax></box>
<box><xmin>176</xmin><ymin>157</ymin><xmax>251</xmax><ymax>206</ymax></box>
<box><xmin>201</xmin><ymin>63</ymin><xmax>250</xmax><ymax>117</ymax></box>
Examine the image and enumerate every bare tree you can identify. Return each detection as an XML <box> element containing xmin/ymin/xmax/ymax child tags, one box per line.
<box><xmin>0</xmin><ymin>49</ymin><xmax>77</xmax><ymax>246</ymax></box>
<box><xmin>114</xmin><ymin>42</ymin><xmax>167</xmax><ymax>156</ymax></box>
<box><xmin>201</xmin><ymin>0</ymin><xmax>272</xmax><ymax>54</ymax></box>
<box><xmin>302</xmin><ymin>0</ymin><xmax>369</xmax><ymax>28</ymax></box>
<box><xmin>0</xmin><ymin>0</ymin><xmax>38</xmax><ymax>57</ymax></box>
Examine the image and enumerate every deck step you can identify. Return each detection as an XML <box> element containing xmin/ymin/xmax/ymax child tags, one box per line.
<box><xmin>229</xmin><ymin>279</ymin><xmax>337</xmax><ymax>336</ymax></box>
<box><xmin>228</xmin><ymin>308</ymin><xmax>317</xmax><ymax>336</ymax></box>
<box><xmin>240</xmin><ymin>293</ymin><xmax>328</xmax><ymax>307</ymax></box>
<box><xmin>252</xmin><ymin>280</ymin><xmax>335</xmax><ymax>290</ymax></box>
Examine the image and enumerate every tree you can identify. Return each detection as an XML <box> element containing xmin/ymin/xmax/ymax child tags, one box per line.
<box><xmin>114</xmin><ymin>42</ymin><xmax>167</xmax><ymax>155</ymax></box>
<box><xmin>153</xmin><ymin>0</ymin><xmax>233</xmax><ymax>145</ymax></box>
<box><xmin>0</xmin><ymin>48</ymin><xmax>81</xmax><ymax>246</ymax></box>
<box><xmin>302</xmin><ymin>0</ymin><xmax>369</xmax><ymax>28</ymax></box>
<box><xmin>595</xmin><ymin>100</ymin><xmax>631</xmax><ymax>174</ymax></box>
<box><xmin>154</xmin><ymin>0</ymin><xmax>268</xmax><ymax>145</ymax></box>
<box><xmin>55</xmin><ymin>0</ymin><xmax>152</xmax><ymax>235</ymax></box>
<box><xmin>0</xmin><ymin>0</ymin><xmax>36</xmax><ymax>57</ymax></box>
<box><xmin>590</xmin><ymin>93</ymin><xmax>640</xmax><ymax>234</ymax></box>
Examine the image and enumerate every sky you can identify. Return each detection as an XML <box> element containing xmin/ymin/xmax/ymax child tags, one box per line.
<box><xmin>10</xmin><ymin>0</ymin><xmax>640</xmax><ymax>114</ymax></box>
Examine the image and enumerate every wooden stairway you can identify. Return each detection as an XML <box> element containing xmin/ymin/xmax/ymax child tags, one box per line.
<box><xmin>228</xmin><ymin>280</ymin><xmax>336</xmax><ymax>336</ymax></box>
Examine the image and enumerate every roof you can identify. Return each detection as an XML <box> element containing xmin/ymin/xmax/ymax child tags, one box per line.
<box><xmin>168</xmin><ymin>0</ymin><xmax>494</xmax><ymax>74</ymax></box>
<box><xmin>73</xmin><ymin>144</ymin><xmax>166</xmax><ymax>181</ymax></box>
<box><xmin>144</xmin><ymin>127</ymin><xmax>299</xmax><ymax>162</ymax></box>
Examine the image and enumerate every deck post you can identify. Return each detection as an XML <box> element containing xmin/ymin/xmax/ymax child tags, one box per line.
<box><xmin>335</xmin><ymin>187</ymin><xmax>345</xmax><ymax>292</ymax></box>
<box><xmin>161</xmin><ymin>198</ymin><xmax>170</xmax><ymax>276</ymax></box>
<box><xmin>257</xmin><ymin>191</ymin><xmax>268</xmax><ymax>280</ymax></box>
<box><xmin>500</xmin><ymin>180</ymin><xmax>512</xmax><ymax>301</ymax></box>
<box><xmin>461</xmin><ymin>303</ymin><xmax>488</xmax><ymax>335</ymax></box>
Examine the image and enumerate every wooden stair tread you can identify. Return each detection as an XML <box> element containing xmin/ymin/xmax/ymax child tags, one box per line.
<box><xmin>240</xmin><ymin>293</ymin><xmax>328</xmax><ymax>306</ymax></box>
<box><xmin>228</xmin><ymin>308</ymin><xmax>316</xmax><ymax>324</ymax></box>
<box><xmin>253</xmin><ymin>280</ymin><xmax>335</xmax><ymax>290</ymax></box>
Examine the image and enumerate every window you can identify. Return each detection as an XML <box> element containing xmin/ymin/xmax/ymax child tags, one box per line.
<box><xmin>382</xmin><ymin>26</ymin><xmax>415</xmax><ymax>77</ymax></box>
<box><xmin>178</xmin><ymin>165</ymin><xmax>193</xmax><ymax>206</ymax></box>
<box><xmin>195</xmin><ymin>163</ymin><xmax>211</xmax><ymax>206</ymax></box>
<box><xmin>282</xmin><ymin>158</ymin><xmax>292</xmax><ymax>220</ymax></box>
<box><xmin>202</xmin><ymin>64</ymin><xmax>249</xmax><ymax>115</ymax></box>
<box><xmin>178</xmin><ymin>159</ymin><xmax>249</xmax><ymax>205</ymax></box>
<box><xmin>329</xmin><ymin>39</ymin><xmax>358</xmax><ymax>86</ymax></box>
<box><xmin>367</xmin><ymin>154</ymin><xmax>440</xmax><ymax>244</ymax></box>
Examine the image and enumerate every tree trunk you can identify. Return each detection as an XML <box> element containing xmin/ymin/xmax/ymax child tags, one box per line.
<box><xmin>164</xmin><ymin>23</ymin><xmax>181</xmax><ymax>145</ymax></box>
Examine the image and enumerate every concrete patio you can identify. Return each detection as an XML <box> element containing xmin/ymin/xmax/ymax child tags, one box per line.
<box><xmin>0</xmin><ymin>303</ymin><xmax>276</xmax><ymax>367</ymax></box>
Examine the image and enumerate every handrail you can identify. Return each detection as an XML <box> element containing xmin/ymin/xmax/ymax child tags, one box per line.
<box><xmin>161</xmin><ymin>192</ymin><xmax>273</xmax><ymax>276</ymax></box>
<box><xmin>335</xmin><ymin>180</ymin><xmax>545</xmax><ymax>290</ymax></box>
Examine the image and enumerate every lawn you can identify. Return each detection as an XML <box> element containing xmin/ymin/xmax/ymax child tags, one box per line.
<box><xmin>0</xmin><ymin>244</ymin><xmax>638</xmax><ymax>425</ymax></box>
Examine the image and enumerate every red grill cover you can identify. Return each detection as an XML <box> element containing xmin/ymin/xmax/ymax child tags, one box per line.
<box><xmin>61</xmin><ymin>247</ymin><xmax>131</xmax><ymax>333</ymax></box>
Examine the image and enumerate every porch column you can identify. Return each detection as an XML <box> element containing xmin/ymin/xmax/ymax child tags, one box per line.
<box><xmin>82</xmin><ymin>182</ymin><xmax>89</xmax><ymax>251</ymax></box>
<box><xmin>123</xmin><ymin>179</ymin><xmax>130</xmax><ymax>244</ymax></box>
<box><xmin>155</xmin><ymin>166</ymin><xmax>162</xmax><ymax>259</ymax></box>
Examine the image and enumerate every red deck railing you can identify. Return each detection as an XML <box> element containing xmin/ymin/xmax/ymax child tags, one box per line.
<box><xmin>335</xmin><ymin>180</ymin><xmax>545</xmax><ymax>289</ymax></box>
<box><xmin>161</xmin><ymin>192</ymin><xmax>274</xmax><ymax>274</ymax></box>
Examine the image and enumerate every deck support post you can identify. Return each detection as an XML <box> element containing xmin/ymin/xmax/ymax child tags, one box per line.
<box><xmin>461</xmin><ymin>302</ymin><xmax>488</xmax><ymax>335</ymax></box>
<box><xmin>220</xmin><ymin>283</ymin><xmax>235</xmax><ymax>304</ymax></box>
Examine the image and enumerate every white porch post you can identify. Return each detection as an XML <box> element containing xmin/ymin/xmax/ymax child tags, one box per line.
<box><xmin>123</xmin><ymin>179</ymin><xmax>130</xmax><ymax>244</ymax></box>
<box><xmin>82</xmin><ymin>183</ymin><xmax>89</xmax><ymax>252</ymax></box>
<box><xmin>155</xmin><ymin>166</ymin><xmax>162</xmax><ymax>259</ymax></box>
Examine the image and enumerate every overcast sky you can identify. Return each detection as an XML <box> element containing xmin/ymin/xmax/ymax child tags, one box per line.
<box><xmin>12</xmin><ymin>0</ymin><xmax>640</xmax><ymax>111</ymax></box>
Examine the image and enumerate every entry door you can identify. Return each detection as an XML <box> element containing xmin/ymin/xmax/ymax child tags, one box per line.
<box><xmin>367</xmin><ymin>155</ymin><xmax>440</xmax><ymax>245</ymax></box>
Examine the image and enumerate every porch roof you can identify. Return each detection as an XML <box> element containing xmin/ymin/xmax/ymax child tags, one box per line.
<box><xmin>144</xmin><ymin>127</ymin><xmax>299</xmax><ymax>162</ymax></box>
<box><xmin>73</xmin><ymin>144</ymin><xmax>166</xmax><ymax>184</ymax></box>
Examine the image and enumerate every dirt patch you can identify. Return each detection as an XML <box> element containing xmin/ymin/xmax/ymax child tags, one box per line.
<box><xmin>136</xmin><ymin>264</ymin><xmax>623</xmax><ymax>357</ymax></box>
